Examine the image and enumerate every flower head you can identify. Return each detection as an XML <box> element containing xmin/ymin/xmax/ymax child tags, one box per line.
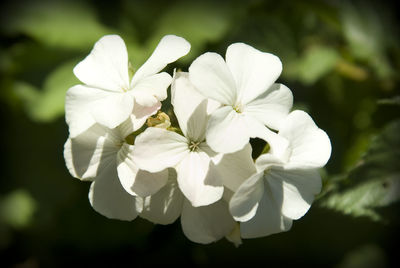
<box><xmin>229</xmin><ymin>110</ymin><xmax>331</xmax><ymax>238</ymax></box>
<box><xmin>189</xmin><ymin>43</ymin><xmax>293</xmax><ymax>154</ymax></box>
<box><xmin>62</xmin><ymin>35</ymin><xmax>333</xmax><ymax>245</ymax></box>
<box><xmin>66</xmin><ymin>34</ymin><xmax>190</xmax><ymax>137</ymax></box>
<box><xmin>64</xmin><ymin>116</ymin><xmax>168</xmax><ymax>220</ymax></box>
<box><xmin>133</xmin><ymin>72</ymin><xmax>256</xmax><ymax>207</ymax></box>
<box><xmin>139</xmin><ymin>169</ymin><xmax>237</xmax><ymax>244</ymax></box>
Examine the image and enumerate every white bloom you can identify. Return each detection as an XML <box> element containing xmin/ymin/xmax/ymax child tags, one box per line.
<box><xmin>133</xmin><ymin>72</ymin><xmax>256</xmax><ymax>207</ymax></box>
<box><xmin>189</xmin><ymin>43</ymin><xmax>293</xmax><ymax>154</ymax></box>
<box><xmin>64</xmin><ymin>117</ymin><xmax>168</xmax><ymax>220</ymax></box>
<box><xmin>66</xmin><ymin>34</ymin><xmax>190</xmax><ymax>137</ymax></box>
<box><xmin>230</xmin><ymin>110</ymin><xmax>331</xmax><ymax>238</ymax></box>
<box><xmin>139</xmin><ymin>169</ymin><xmax>237</xmax><ymax>244</ymax></box>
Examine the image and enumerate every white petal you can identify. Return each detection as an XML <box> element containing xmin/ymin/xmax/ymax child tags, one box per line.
<box><xmin>131</xmin><ymin>72</ymin><xmax>171</xmax><ymax>107</ymax></box>
<box><xmin>229</xmin><ymin>172</ymin><xmax>264</xmax><ymax>222</ymax></box>
<box><xmin>279</xmin><ymin>110</ymin><xmax>332</xmax><ymax>169</ymax></box>
<box><xmin>171</xmin><ymin>72</ymin><xmax>212</xmax><ymax>137</ymax></box>
<box><xmin>116</xmin><ymin>144</ymin><xmax>138</xmax><ymax>195</ymax></box>
<box><xmin>65</xmin><ymin>85</ymin><xmax>134</xmax><ymax>131</ymax></box>
<box><xmin>266</xmin><ymin>168</ymin><xmax>322</xmax><ymax>220</ymax></box>
<box><xmin>181</xmin><ymin>198</ymin><xmax>235</xmax><ymax>244</ymax></box>
<box><xmin>240</xmin><ymin>182</ymin><xmax>292</xmax><ymax>238</ymax></box>
<box><xmin>74</xmin><ymin>35</ymin><xmax>129</xmax><ymax>92</ymax></box>
<box><xmin>255</xmin><ymin>153</ymin><xmax>286</xmax><ymax>172</ymax></box>
<box><xmin>88</xmin><ymin>158</ymin><xmax>140</xmax><ymax>221</ymax></box>
<box><xmin>176</xmin><ymin>151</ymin><xmax>223</xmax><ymax>207</ymax></box>
<box><xmin>206</xmin><ymin>106</ymin><xmax>250</xmax><ymax>154</ymax></box>
<box><xmin>131</xmin><ymin>101</ymin><xmax>162</xmax><ymax>132</ymax></box>
<box><xmin>226</xmin><ymin>42</ymin><xmax>282</xmax><ymax>104</ymax></box>
<box><xmin>132</xmin><ymin>35</ymin><xmax>190</xmax><ymax>84</ymax></box>
<box><xmin>185</xmin><ymin>100</ymin><xmax>208</xmax><ymax>143</ymax></box>
<box><xmin>140</xmin><ymin>169</ymin><xmax>184</xmax><ymax>225</ymax></box>
<box><xmin>206</xmin><ymin>99</ymin><xmax>222</xmax><ymax>115</ymax></box>
<box><xmin>115</xmin><ymin>111</ymin><xmax>159</xmax><ymax>139</ymax></box>
<box><xmin>132</xmin><ymin>128</ymin><xmax>189</xmax><ymax>172</ymax></box>
<box><xmin>90</xmin><ymin>91</ymin><xmax>134</xmax><ymax>129</ymax></box>
<box><xmin>115</xmin><ymin>117</ymin><xmax>136</xmax><ymax>139</ymax></box>
<box><xmin>189</xmin><ymin>52</ymin><xmax>237</xmax><ymax>105</ymax></box>
<box><xmin>243</xmin><ymin>83</ymin><xmax>293</xmax><ymax>130</ymax></box>
<box><xmin>64</xmin><ymin>124</ymin><xmax>120</xmax><ymax>180</ymax></box>
<box><xmin>214</xmin><ymin>143</ymin><xmax>257</xmax><ymax>192</ymax></box>
<box><xmin>65</xmin><ymin>85</ymin><xmax>102</xmax><ymax>137</ymax></box>
<box><xmin>117</xmin><ymin>143</ymin><xmax>168</xmax><ymax>197</ymax></box>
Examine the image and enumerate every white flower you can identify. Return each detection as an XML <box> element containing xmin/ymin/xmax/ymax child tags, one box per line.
<box><xmin>132</xmin><ymin>72</ymin><xmax>256</xmax><ymax>207</ymax></box>
<box><xmin>229</xmin><ymin>110</ymin><xmax>332</xmax><ymax>238</ymax></box>
<box><xmin>64</xmin><ymin>117</ymin><xmax>168</xmax><ymax>220</ymax></box>
<box><xmin>66</xmin><ymin>34</ymin><xmax>190</xmax><ymax>137</ymax></box>
<box><xmin>188</xmin><ymin>42</ymin><xmax>293</xmax><ymax>154</ymax></box>
<box><xmin>139</xmin><ymin>169</ymin><xmax>237</xmax><ymax>244</ymax></box>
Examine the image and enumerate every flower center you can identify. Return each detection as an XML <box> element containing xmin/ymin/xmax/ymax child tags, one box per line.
<box><xmin>233</xmin><ymin>103</ymin><xmax>243</xmax><ymax>113</ymax></box>
<box><xmin>188</xmin><ymin>141</ymin><xmax>200</xmax><ymax>152</ymax></box>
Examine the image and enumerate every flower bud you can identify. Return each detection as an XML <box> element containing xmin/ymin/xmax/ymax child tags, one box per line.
<box><xmin>147</xmin><ymin>112</ymin><xmax>171</xmax><ymax>129</ymax></box>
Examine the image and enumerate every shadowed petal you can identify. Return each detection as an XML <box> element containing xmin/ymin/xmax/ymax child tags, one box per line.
<box><xmin>240</xmin><ymin>180</ymin><xmax>292</xmax><ymax>238</ymax></box>
<box><xmin>89</xmin><ymin>158</ymin><xmax>140</xmax><ymax>221</ymax></box>
<box><xmin>266</xmin><ymin>168</ymin><xmax>322</xmax><ymax>220</ymax></box>
<box><xmin>214</xmin><ymin>143</ymin><xmax>257</xmax><ymax>192</ymax></box>
<box><xmin>117</xmin><ymin>143</ymin><xmax>169</xmax><ymax>197</ymax></box>
<box><xmin>64</xmin><ymin>124</ymin><xmax>120</xmax><ymax>180</ymax></box>
<box><xmin>181</xmin><ymin>198</ymin><xmax>235</xmax><ymax>244</ymax></box>
<box><xmin>176</xmin><ymin>151</ymin><xmax>223</xmax><ymax>207</ymax></box>
<box><xmin>229</xmin><ymin>172</ymin><xmax>264</xmax><ymax>222</ymax></box>
<box><xmin>140</xmin><ymin>169</ymin><xmax>184</xmax><ymax>225</ymax></box>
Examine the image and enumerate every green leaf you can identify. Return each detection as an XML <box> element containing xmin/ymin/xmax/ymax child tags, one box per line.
<box><xmin>320</xmin><ymin>120</ymin><xmax>400</xmax><ymax>221</ymax></box>
<box><xmin>15</xmin><ymin>60</ymin><xmax>79</xmax><ymax>122</ymax></box>
<box><xmin>147</xmin><ymin>1</ymin><xmax>232</xmax><ymax>64</ymax></box>
<box><xmin>320</xmin><ymin>175</ymin><xmax>399</xmax><ymax>221</ymax></box>
<box><xmin>341</xmin><ymin>3</ymin><xmax>382</xmax><ymax>61</ymax></box>
<box><xmin>296</xmin><ymin>46</ymin><xmax>339</xmax><ymax>85</ymax></box>
<box><xmin>336</xmin><ymin>244</ymin><xmax>387</xmax><ymax>268</ymax></box>
<box><xmin>6</xmin><ymin>1</ymin><xmax>112</xmax><ymax>50</ymax></box>
<box><xmin>340</xmin><ymin>3</ymin><xmax>394</xmax><ymax>79</ymax></box>
<box><xmin>377</xmin><ymin>96</ymin><xmax>400</xmax><ymax>106</ymax></box>
<box><xmin>0</xmin><ymin>190</ymin><xmax>37</xmax><ymax>229</ymax></box>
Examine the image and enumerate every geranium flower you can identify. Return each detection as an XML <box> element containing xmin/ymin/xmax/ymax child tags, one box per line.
<box><xmin>188</xmin><ymin>43</ymin><xmax>293</xmax><ymax>154</ymax></box>
<box><xmin>139</xmin><ymin>169</ymin><xmax>237</xmax><ymax>244</ymax></box>
<box><xmin>133</xmin><ymin>72</ymin><xmax>256</xmax><ymax>207</ymax></box>
<box><xmin>66</xmin><ymin>34</ymin><xmax>190</xmax><ymax>137</ymax></box>
<box><xmin>229</xmin><ymin>110</ymin><xmax>331</xmax><ymax>238</ymax></box>
<box><xmin>64</xmin><ymin>117</ymin><xmax>168</xmax><ymax>220</ymax></box>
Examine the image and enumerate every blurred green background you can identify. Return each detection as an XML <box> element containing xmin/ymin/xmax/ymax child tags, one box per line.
<box><xmin>0</xmin><ymin>0</ymin><xmax>399</xmax><ymax>267</ymax></box>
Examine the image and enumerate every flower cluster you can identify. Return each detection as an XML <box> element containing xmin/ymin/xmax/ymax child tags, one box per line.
<box><xmin>64</xmin><ymin>34</ymin><xmax>331</xmax><ymax>245</ymax></box>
